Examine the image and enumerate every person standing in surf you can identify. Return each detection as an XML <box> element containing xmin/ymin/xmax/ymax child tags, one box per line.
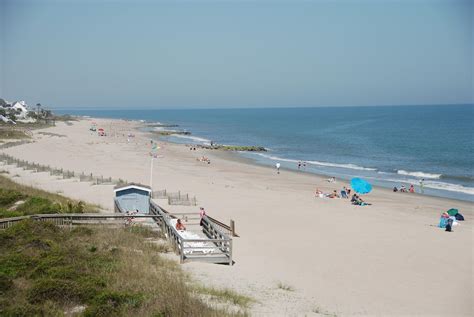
<box><xmin>419</xmin><ymin>178</ymin><xmax>425</xmax><ymax>194</ymax></box>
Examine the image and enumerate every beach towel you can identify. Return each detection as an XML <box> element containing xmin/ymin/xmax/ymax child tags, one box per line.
<box><xmin>439</xmin><ymin>217</ymin><xmax>448</xmax><ymax>228</ymax></box>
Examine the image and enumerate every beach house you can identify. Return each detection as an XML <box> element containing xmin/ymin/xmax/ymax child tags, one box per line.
<box><xmin>11</xmin><ymin>101</ymin><xmax>29</xmax><ymax>119</ymax></box>
<box><xmin>114</xmin><ymin>183</ymin><xmax>152</xmax><ymax>214</ymax></box>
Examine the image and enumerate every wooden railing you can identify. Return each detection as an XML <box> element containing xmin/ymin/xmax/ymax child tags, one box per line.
<box><xmin>0</xmin><ymin>153</ymin><xmax>128</xmax><ymax>186</ymax></box>
<box><xmin>150</xmin><ymin>201</ymin><xmax>233</xmax><ymax>265</ymax></box>
<box><xmin>0</xmin><ymin>213</ymin><xmax>163</xmax><ymax>230</ymax></box>
<box><xmin>152</xmin><ymin>190</ymin><xmax>197</xmax><ymax>206</ymax></box>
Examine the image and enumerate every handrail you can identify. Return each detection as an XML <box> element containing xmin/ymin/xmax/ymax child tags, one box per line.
<box><xmin>0</xmin><ymin>213</ymin><xmax>163</xmax><ymax>230</ymax></box>
<box><xmin>149</xmin><ymin>200</ymin><xmax>232</xmax><ymax>264</ymax></box>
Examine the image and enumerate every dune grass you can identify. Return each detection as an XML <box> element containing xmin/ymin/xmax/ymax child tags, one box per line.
<box><xmin>0</xmin><ymin>174</ymin><xmax>98</xmax><ymax>218</ymax></box>
<box><xmin>0</xmin><ymin>221</ymin><xmax>246</xmax><ymax>316</ymax></box>
<box><xmin>276</xmin><ymin>281</ymin><xmax>294</xmax><ymax>292</ymax></box>
<box><xmin>193</xmin><ymin>285</ymin><xmax>255</xmax><ymax>308</ymax></box>
<box><xmin>0</xmin><ymin>129</ymin><xmax>30</xmax><ymax>139</ymax></box>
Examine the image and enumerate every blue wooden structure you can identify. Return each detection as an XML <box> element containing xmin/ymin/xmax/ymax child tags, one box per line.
<box><xmin>114</xmin><ymin>183</ymin><xmax>151</xmax><ymax>214</ymax></box>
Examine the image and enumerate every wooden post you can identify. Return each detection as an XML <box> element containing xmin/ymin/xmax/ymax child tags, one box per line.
<box><xmin>228</xmin><ymin>239</ymin><xmax>233</xmax><ymax>265</ymax></box>
<box><xmin>180</xmin><ymin>239</ymin><xmax>184</xmax><ymax>263</ymax></box>
<box><xmin>230</xmin><ymin>219</ymin><xmax>235</xmax><ymax>237</ymax></box>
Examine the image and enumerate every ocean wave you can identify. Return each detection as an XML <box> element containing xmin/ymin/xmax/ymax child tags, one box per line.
<box><xmin>254</xmin><ymin>153</ymin><xmax>377</xmax><ymax>171</ymax></box>
<box><xmin>153</xmin><ymin>127</ymin><xmax>167</xmax><ymax>131</ymax></box>
<box><xmin>365</xmin><ymin>175</ymin><xmax>474</xmax><ymax>196</ymax></box>
<box><xmin>424</xmin><ymin>181</ymin><xmax>474</xmax><ymax>195</ymax></box>
<box><xmin>307</xmin><ymin>161</ymin><xmax>377</xmax><ymax>171</ymax></box>
<box><xmin>168</xmin><ymin>134</ymin><xmax>211</xmax><ymax>145</ymax></box>
<box><xmin>397</xmin><ymin>170</ymin><xmax>442</xmax><ymax>179</ymax></box>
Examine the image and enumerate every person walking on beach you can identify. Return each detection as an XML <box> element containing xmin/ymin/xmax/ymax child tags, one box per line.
<box><xmin>276</xmin><ymin>162</ymin><xmax>281</xmax><ymax>174</ymax></box>
<box><xmin>298</xmin><ymin>161</ymin><xmax>301</xmax><ymax>170</ymax></box>
<box><xmin>419</xmin><ymin>178</ymin><xmax>425</xmax><ymax>194</ymax></box>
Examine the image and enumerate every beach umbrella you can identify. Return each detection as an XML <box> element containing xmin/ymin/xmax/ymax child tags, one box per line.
<box><xmin>446</xmin><ymin>208</ymin><xmax>458</xmax><ymax>216</ymax></box>
<box><xmin>350</xmin><ymin>178</ymin><xmax>372</xmax><ymax>194</ymax></box>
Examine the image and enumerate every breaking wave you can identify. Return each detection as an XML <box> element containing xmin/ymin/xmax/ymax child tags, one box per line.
<box><xmin>397</xmin><ymin>170</ymin><xmax>442</xmax><ymax>179</ymax></box>
<box><xmin>254</xmin><ymin>153</ymin><xmax>377</xmax><ymax>171</ymax></box>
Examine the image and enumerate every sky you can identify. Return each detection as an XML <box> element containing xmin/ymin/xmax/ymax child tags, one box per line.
<box><xmin>0</xmin><ymin>0</ymin><xmax>472</xmax><ymax>109</ymax></box>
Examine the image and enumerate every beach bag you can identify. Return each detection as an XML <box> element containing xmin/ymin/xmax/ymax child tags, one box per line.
<box><xmin>455</xmin><ymin>213</ymin><xmax>464</xmax><ymax>221</ymax></box>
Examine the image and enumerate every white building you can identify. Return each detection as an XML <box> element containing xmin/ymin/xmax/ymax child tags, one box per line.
<box><xmin>11</xmin><ymin>101</ymin><xmax>29</xmax><ymax>119</ymax></box>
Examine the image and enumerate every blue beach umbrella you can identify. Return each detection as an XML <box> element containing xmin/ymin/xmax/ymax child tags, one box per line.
<box><xmin>350</xmin><ymin>178</ymin><xmax>372</xmax><ymax>194</ymax></box>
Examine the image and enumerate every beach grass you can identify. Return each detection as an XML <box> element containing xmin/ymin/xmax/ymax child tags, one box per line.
<box><xmin>0</xmin><ymin>128</ymin><xmax>30</xmax><ymax>139</ymax></box>
<box><xmin>0</xmin><ymin>174</ymin><xmax>98</xmax><ymax>218</ymax></box>
<box><xmin>0</xmin><ymin>221</ymin><xmax>246</xmax><ymax>316</ymax></box>
<box><xmin>312</xmin><ymin>306</ymin><xmax>338</xmax><ymax>317</ymax></box>
<box><xmin>193</xmin><ymin>284</ymin><xmax>255</xmax><ymax>308</ymax></box>
<box><xmin>276</xmin><ymin>281</ymin><xmax>294</xmax><ymax>292</ymax></box>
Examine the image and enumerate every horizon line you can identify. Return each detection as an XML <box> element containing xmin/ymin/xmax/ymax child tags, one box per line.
<box><xmin>50</xmin><ymin>103</ymin><xmax>474</xmax><ymax>111</ymax></box>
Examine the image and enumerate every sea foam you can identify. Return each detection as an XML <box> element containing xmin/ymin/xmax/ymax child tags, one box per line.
<box><xmin>397</xmin><ymin>170</ymin><xmax>442</xmax><ymax>179</ymax></box>
<box><xmin>254</xmin><ymin>153</ymin><xmax>377</xmax><ymax>171</ymax></box>
<box><xmin>169</xmin><ymin>134</ymin><xmax>212</xmax><ymax>145</ymax></box>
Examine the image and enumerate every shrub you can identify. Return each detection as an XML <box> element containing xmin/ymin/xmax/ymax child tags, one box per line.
<box><xmin>0</xmin><ymin>273</ymin><xmax>13</xmax><ymax>295</ymax></box>
<box><xmin>28</xmin><ymin>278</ymin><xmax>83</xmax><ymax>304</ymax></box>
<box><xmin>0</xmin><ymin>209</ymin><xmax>23</xmax><ymax>218</ymax></box>
<box><xmin>16</xmin><ymin>197</ymin><xmax>62</xmax><ymax>215</ymax></box>
<box><xmin>83</xmin><ymin>291</ymin><xmax>144</xmax><ymax>317</ymax></box>
<box><xmin>0</xmin><ymin>188</ymin><xmax>26</xmax><ymax>207</ymax></box>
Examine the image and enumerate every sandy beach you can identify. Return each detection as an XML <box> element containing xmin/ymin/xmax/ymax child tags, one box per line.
<box><xmin>1</xmin><ymin>118</ymin><xmax>472</xmax><ymax>316</ymax></box>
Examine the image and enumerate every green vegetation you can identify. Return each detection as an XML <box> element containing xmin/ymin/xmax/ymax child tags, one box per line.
<box><xmin>0</xmin><ymin>175</ymin><xmax>95</xmax><ymax>218</ymax></box>
<box><xmin>0</xmin><ymin>221</ymin><xmax>247</xmax><ymax>316</ymax></box>
<box><xmin>53</xmin><ymin>114</ymin><xmax>78</xmax><ymax>122</ymax></box>
<box><xmin>193</xmin><ymin>285</ymin><xmax>255</xmax><ymax>308</ymax></box>
<box><xmin>0</xmin><ymin>128</ymin><xmax>30</xmax><ymax>140</ymax></box>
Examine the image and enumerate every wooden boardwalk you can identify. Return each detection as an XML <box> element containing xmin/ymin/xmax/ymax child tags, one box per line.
<box><xmin>1</xmin><ymin>199</ymin><xmax>234</xmax><ymax>266</ymax></box>
<box><xmin>149</xmin><ymin>201</ymin><xmax>233</xmax><ymax>265</ymax></box>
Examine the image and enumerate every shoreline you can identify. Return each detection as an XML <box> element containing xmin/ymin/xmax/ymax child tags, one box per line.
<box><xmin>2</xmin><ymin>117</ymin><xmax>472</xmax><ymax>316</ymax></box>
<box><xmin>207</xmin><ymin>148</ymin><xmax>472</xmax><ymax>206</ymax></box>
<box><xmin>62</xmin><ymin>110</ymin><xmax>474</xmax><ymax>202</ymax></box>
<box><xmin>139</xmin><ymin>122</ymin><xmax>474</xmax><ymax>203</ymax></box>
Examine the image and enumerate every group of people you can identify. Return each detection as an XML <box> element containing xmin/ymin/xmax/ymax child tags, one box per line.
<box><xmin>393</xmin><ymin>184</ymin><xmax>415</xmax><ymax>193</ymax></box>
<box><xmin>315</xmin><ymin>186</ymin><xmax>370</xmax><ymax>206</ymax></box>
<box><xmin>297</xmin><ymin>161</ymin><xmax>307</xmax><ymax>170</ymax></box>
<box><xmin>439</xmin><ymin>209</ymin><xmax>465</xmax><ymax>232</ymax></box>
<box><xmin>124</xmin><ymin>209</ymin><xmax>139</xmax><ymax>226</ymax></box>
<box><xmin>393</xmin><ymin>179</ymin><xmax>425</xmax><ymax>194</ymax></box>
<box><xmin>315</xmin><ymin>186</ymin><xmax>351</xmax><ymax>198</ymax></box>
<box><xmin>175</xmin><ymin>207</ymin><xmax>207</xmax><ymax>231</ymax></box>
<box><xmin>351</xmin><ymin>193</ymin><xmax>370</xmax><ymax>206</ymax></box>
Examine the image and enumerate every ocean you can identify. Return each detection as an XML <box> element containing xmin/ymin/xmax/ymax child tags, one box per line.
<box><xmin>57</xmin><ymin>105</ymin><xmax>474</xmax><ymax>201</ymax></box>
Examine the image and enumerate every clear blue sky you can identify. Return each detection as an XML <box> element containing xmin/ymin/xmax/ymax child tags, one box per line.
<box><xmin>1</xmin><ymin>0</ymin><xmax>472</xmax><ymax>109</ymax></box>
